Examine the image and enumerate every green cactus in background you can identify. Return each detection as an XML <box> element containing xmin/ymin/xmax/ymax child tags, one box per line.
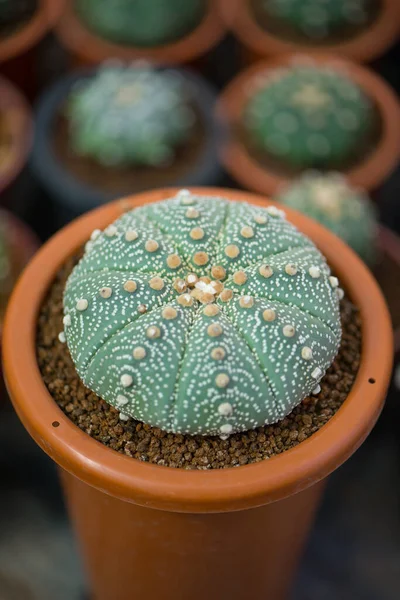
<box><xmin>244</xmin><ymin>63</ymin><xmax>375</xmax><ymax>170</ymax></box>
<box><xmin>258</xmin><ymin>0</ymin><xmax>374</xmax><ymax>39</ymax></box>
<box><xmin>75</xmin><ymin>0</ymin><xmax>205</xmax><ymax>47</ymax></box>
<box><xmin>62</xmin><ymin>190</ymin><xmax>342</xmax><ymax>437</ymax></box>
<box><xmin>276</xmin><ymin>171</ymin><xmax>378</xmax><ymax>265</ymax></box>
<box><xmin>67</xmin><ymin>64</ymin><xmax>196</xmax><ymax>168</ymax></box>
<box><xmin>0</xmin><ymin>0</ymin><xmax>36</xmax><ymax>31</ymax></box>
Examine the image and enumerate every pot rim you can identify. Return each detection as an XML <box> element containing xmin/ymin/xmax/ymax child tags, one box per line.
<box><xmin>0</xmin><ymin>75</ymin><xmax>33</xmax><ymax>194</ymax></box>
<box><xmin>55</xmin><ymin>0</ymin><xmax>225</xmax><ymax>65</ymax></box>
<box><xmin>30</xmin><ymin>66</ymin><xmax>222</xmax><ymax>212</ymax></box>
<box><xmin>218</xmin><ymin>0</ymin><xmax>400</xmax><ymax>63</ymax></box>
<box><xmin>218</xmin><ymin>53</ymin><xmax>400</xmax><ymax>195</ymax></box>
<box><xmin>0</xmin><ymin>0</ymin><xmax>65</xmax><ymax>63</ymax></box>
<box><xmin>2</xmin><ymin>187</ymin><xmax>393</xmax><ymax>513</ymax></box>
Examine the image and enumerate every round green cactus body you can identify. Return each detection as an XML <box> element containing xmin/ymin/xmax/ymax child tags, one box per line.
<box><xmin>63</xmin><ymin>190</ymin><xmax>342</xmax><ymax>437</ymax></box>
<box><xmin>244</xmin><ymin>63</ymin><xmax>375</xmax><ymax>169</ymax></box>
<box><xmin>276</xmin><ymin>172</ymin><xmax>378</xmax><ymax>265</ymax></box>
<box><xmin>75</xmin><ymin>0</ymin><xmax>205</xmax><ymax>47</ymax></box>
<box><xmin>67</xmin><ymin>64</ymin><xmax>196</xmax><ymax>168</ymax></box>
<box><xmin>258</xmin><ymin>0</ymin><xmax>374</xmax><ymax>40</ymax></box>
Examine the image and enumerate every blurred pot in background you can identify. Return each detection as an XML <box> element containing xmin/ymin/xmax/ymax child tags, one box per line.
<box><xmin>0</xmin><ymin>208</ymin><xmax>39</xmax><ymax>402</ymax></box>
<box><xmin>0</xmin><ymin>0</ymin><xmax>64</xmax><ymax>97</ymax></box>
<box><xmin>218</xmin><ymin>54</ymin><xmax>400</xmax><ymax>197</ymax></box>
<box><xmin>30</xmin><ymin>63</ymin><xmax>223</xmax><ymax>226</ymax></box>
<box><xmin>220</xmin><ymin>0</ymin><xmax>400</xmax><ymax>64</ymax></box>
<box><xmin>0</xmin><ymin>75</ymin><xmax>32</xmax><ymax>210</ymax></box>
<box><xmin>55</xmin><ymin>0</ymin><xmax>225</xmax><ymax>70</ymax></box>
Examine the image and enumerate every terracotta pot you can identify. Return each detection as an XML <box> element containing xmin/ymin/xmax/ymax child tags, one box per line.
<box><xmin>377</xmin><ymin>225</ymin><xmax>400</xmax><ymax>354</ymax></box>
<box><xmin>219</xmin><ymin>0</ymin><xmax>400</xmax><ymax>64</ymax></box>
<box><xmin>2</xmin><ymin>187</ymin><xmax>393</xmax><ymax>600</ymax></box>
<box><xmin>0</xmin><ymin>0</ymin><xmax>65</xmax><ymax>96</ymax></box>
<box><xmin>218</xmin><ymin>54</ymin><xmax>400</xmax><ymax>196</ymax></box>
<box><xmin>0</xmin><ymin>75</ymin><xmax>32</xmax><ymax>203</ymax></box>
<box><xmin>55</xmin><ymin>0</ymin><xmax>226</xmax><ymax>68</ymax></box>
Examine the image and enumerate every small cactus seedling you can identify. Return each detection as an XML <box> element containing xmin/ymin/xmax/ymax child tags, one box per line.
<box><xmin>75</xmin><ymin>0</ymin><xmax>205</xmax><ymax>47</ymax></box>
<box><xmin>244</xmin><ymin>63</ymin><xmax>375</xmax><ymax>170</ymax></box>
<box><xmin>276</xmin><ymin>172</ymin><xmax>378</xmax><ymax>265</ymax></box>
<box><xmin>258</xmin><ymin>0</ymin><xmax>374</xmax><ymax>40</ymax></box>
<box><xmin>67</xmin><ymin>64</ymin><xmax>196</xmax><ymax>168</ymax></box>
<box><xmin>62</xmin><ymin>190</ymin><xmax>342</xmax><ymax>437</ymax></box>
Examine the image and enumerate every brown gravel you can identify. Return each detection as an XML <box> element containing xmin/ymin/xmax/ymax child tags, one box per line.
<box><xmin>37</xmin><ymin>254</ymin><xmax>362</xmax><ymax>470</ymax></box>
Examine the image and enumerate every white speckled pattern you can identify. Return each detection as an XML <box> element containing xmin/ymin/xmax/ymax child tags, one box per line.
<box><xmin>63</xmin><ymin>191</ymin><xmax>342</xmax><ymax>436</ymax></box>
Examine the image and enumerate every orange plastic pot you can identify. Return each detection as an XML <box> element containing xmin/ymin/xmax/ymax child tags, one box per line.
<box><xmin>2</xmin><ymin>187</ymin><xmax>393</xmax><ymax>600</ymax></box>
<box><xmin>219</xmin><ymin>0</ymin><xmax>400</xmax><ymax>64</ymax></box>
<box><xmin>0</xmin><ymin>0</ymin><xmax>65</xmax><ymax>96</ymax></box>
<box><xmin>218</xmin><ymin>54</ymin><xmax>400</xmax><ymax>196</ymax></box>
<box><xmin>0</xmin><ymin>75</ymin><xmax>32</xmax><ymax>201</ymax></box>
<box><xmin>55</xmin><ymin>0</ymin><xmax>226</xmax><ymax>68</ymax></box>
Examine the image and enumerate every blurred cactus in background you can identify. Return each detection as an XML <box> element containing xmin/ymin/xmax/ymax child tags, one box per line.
<box><xmin>276</xmin><ymin>171</ymin><xmax>378</xmax><ymax>265</ymax></box>
<box><xmin>67</xmin><ymin>63</ymin><xmax>197</xmax><ymax>168</ymax></box>
<box><xmin>75</xmin><ymin>0</ymin><xmax>205</xmax><ymax>47</ymax></box>
<box><xmin>259</xmin><ymin>0</ymin><xmax>374</xmax><ymax>39</ymax></box>
<box><xmin>244</xmin><ymin>63</ymin><xmax>375</xmax><ymax>169</ymax></box>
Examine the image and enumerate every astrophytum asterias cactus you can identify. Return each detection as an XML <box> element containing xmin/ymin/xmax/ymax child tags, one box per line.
<box><xmin>62</xmin><ymin>190</ymin><xmax>342</xmax><ymax>437</ymax></box>
<box><xmin>67</xmin><ymin>64</ymin><xmax>196</xmax><ymax>168</ymax></box>
<box><xmin>244</xmin><ymin>63</ymin><xmax>375</xmax><ymax>169</ymax></box>
<box><xmin>277</xmin><ymin>172</ymin><xmax>378</xmax><ymax>265</ymax></box>
<box><xmin>75</xmin><ymin>0</ymin><xmax>205</xmax><ymax>47</ymax></box>
<box><xmin>259</xmin><ymin>0</ymin><xmax>373</xmax><ymax>40</ymax></box>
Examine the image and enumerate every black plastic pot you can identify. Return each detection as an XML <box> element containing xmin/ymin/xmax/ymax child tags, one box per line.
<box><xmin>30</xmin><ymin>66</ymin><xmax>224</xmax><ymax>226</ymax></box>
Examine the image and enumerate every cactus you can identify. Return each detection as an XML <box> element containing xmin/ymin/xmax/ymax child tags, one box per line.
<box><xmin>276</xmin><ymin>172</ymin><xmax>378</xmax><ymax>265</ymax></box>
<box><xmin>67</xmin><ymin>64</ymin><xmax>196</xmax><ymax>168</ymax></box>
<box><xmin>62</xmin><ymin>190</ymin><xmax>342</xmax><ymax>437</ymax></box>
<box><xmin>258</xmin><ymin>0</ymin><xmax>373</xmax><ymax>40</ymax></box>
<box><xmin>244</xmin><ymin>63</ymin><xmax>375</xmax><ymax>169</ymax></box>
<box><xmin>75</xmin><ymin>0</ymin><xmax>205</xmax><ymax>47</ymax></box>
<box><xmin>0</xmin><ymin>0</ymin><xmax>36</xmax><ymax>31</ymax></box>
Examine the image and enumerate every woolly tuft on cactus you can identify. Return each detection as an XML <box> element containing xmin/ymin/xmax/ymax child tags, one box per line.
<box><xmin>75</xmin><ymin>0</ymin><xmax>205</xmax><ymax>47</ymax></box>
<box><xmin>276</xmin><ymin>172</ymin><xmax>378</xmax><ymax>265</ymax></box>
<box><xmin>62</xmin><ymin>190</ymin><xmax>342</xmax><ymax>437</ymax></box>
<box><xmin>244</xmin><ymin>63</ymin><xmax>375</xmax><ymax>170</ymax></box>
<box><xmin>67</xmin><ymin>64</ymin><xmax>196</xmax><ymax>168</ymax></box>
<box><xmin>258</xmin><ymin>0</ymin><xmax>374</xmax><ymax>40</ymax></box>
